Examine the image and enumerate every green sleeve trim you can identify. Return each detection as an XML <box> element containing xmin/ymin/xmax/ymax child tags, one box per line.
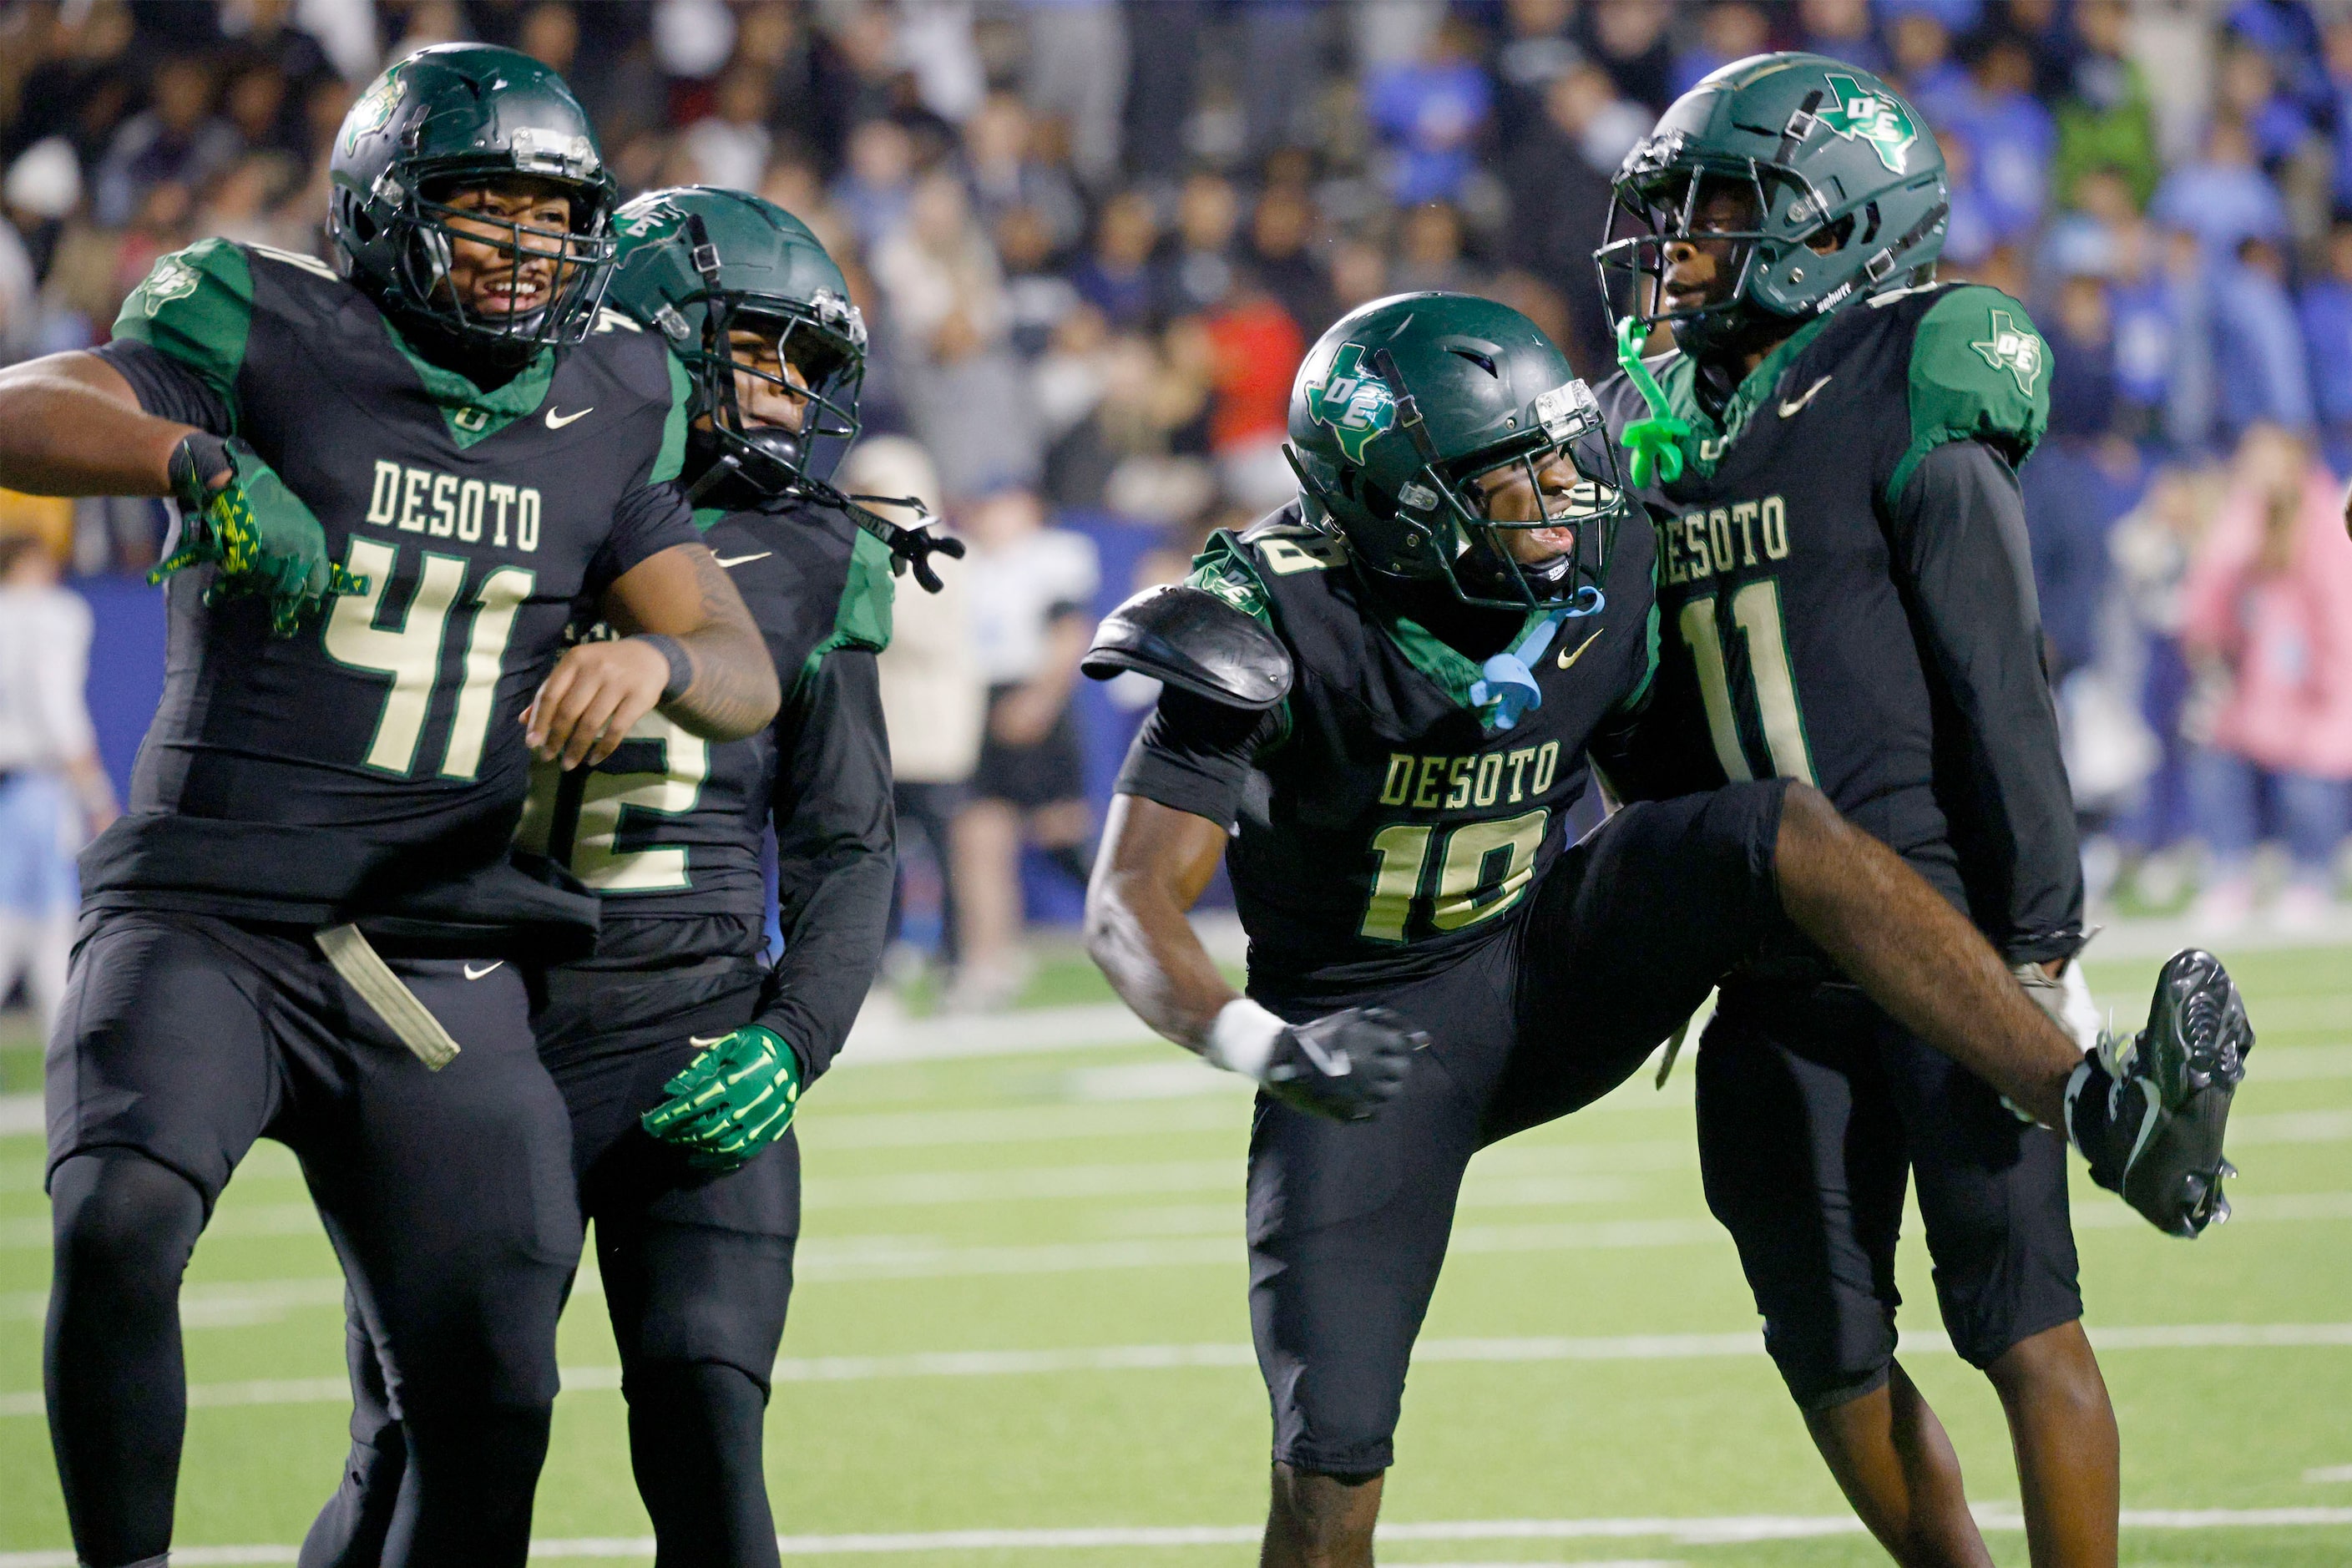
<box><xmin>690</xmin><ymin>505</ymin><xmax>726</xmax><ymax>533</ymax></box>
<box><xmin>1887</xmin><ymin>285</ymin><xmax>2050</xmax><ymax>508</ymax></box>
<box><xmin>792</xmin><ymin>529</ymin><xmax>896</xmax><ymax>702</ymax></box>
<box><xmin>652</xmin><ymin>351</ymin><xmax>694</xmax><ymax>485</ymax></box>
<box><xmin>112</xmin><ymin>239</ymin><xmax>253</xmax><ymax>427</ymax></box>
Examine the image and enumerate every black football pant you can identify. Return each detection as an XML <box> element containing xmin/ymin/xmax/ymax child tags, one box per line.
<box><xmin>1247</xmin><ymin>782</ymin><xmax>1790</xmax><ymax>1474</ymax></box>
<box><xmin>304</xmin><ymin>959</ymin><xmax>800</xmax><ymax>1568</ymax></box>
<box><xmin>44</xmin><ymin>910</ymin><xmax>579</xmax><ymax>1568</ymax></box>
<box><xmin>1697</xmin><ymin>979</ymin><xmax>2082</xmax><ymax>1411</ymax></box>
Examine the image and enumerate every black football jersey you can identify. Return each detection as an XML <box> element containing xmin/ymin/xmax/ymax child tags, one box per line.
<box><xmin>1592</xmin><ymin>281</ymin><xmax>2081</xmax><ymax>958</ymax></box>
<box><xmin>1120</xmin><ymin>507</ymin><xmax>1659</xmax><ymax>1000</ymax></box>
<box><xmin>516</xmin><ymin>498</ymin><xmax>894</xmax><ymax>963</ymax></box>
<box><xmin>83</xmin><ymin>238</ymin><xmax>700</xmax><ymax>934</ymax></box>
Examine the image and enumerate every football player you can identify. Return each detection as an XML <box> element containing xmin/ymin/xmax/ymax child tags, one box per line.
<box><xmin>0</xmin><ymin>49</ymin><xmax>781</xmax><ymax>1567</ymax></box>
<box><xmin>1079</xmin><ymin>291</ymin><xmax>2249</xmax><ymax>1567</ymax></box>
<box><xmin>299</xmin><ymin>186</ymin><xmax>948</xmax><ymax>1568</ymax></box>
<box><xmin>1591</xmin><ymin>54</ymin><xmax>2251</xmax><ymax>1567</ymax></box>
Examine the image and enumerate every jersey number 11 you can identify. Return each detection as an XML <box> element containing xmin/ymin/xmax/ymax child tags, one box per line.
<box><xmin>1677</xmin><ymin>579</ymin><xmax>1818</xmax><ymax>787</ymax></box>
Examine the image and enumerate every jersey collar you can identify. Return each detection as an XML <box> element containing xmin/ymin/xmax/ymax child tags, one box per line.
<box><xmin>1371</xmin><ymin>593</ymin><xmax>1553</xmax><ymax>725</ymax></box>
<box><xmin>1655</xmin><ymin>311</ymin><xmax>1835</xmax><ymax>479</ymax></box>
<box><xmin>379</xmin><ymin>316</ymin><xmax>558</xmax><ymax>450</ymax></box>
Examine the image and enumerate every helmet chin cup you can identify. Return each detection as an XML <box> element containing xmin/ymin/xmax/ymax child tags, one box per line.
<box><xmin>735</xmin><ymin>426</ymin><xmax>805</xmax><ymax>493</ymax></box>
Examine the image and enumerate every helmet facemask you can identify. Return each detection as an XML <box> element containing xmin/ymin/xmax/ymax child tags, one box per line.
<box><xmin>1368</xmin><ymin>354</ymin><xmax>1629</xmax><ymax>615</ymax></box>
<box><xmin>686</xmin><ymin>293</ymin><xmax>866</xmax><ymax>502</ymax></box>
<box><xmin>1596</xmin><ymin>149</ymin><xmax>1829</xmax><ymax>360</ymax></box>
<box><xmin>366</xmin><ymin>167</ymin><xmax>617</xmax><ymax>366</ymax></box>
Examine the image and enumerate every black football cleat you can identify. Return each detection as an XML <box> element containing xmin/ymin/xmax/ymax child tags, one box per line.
<box><xmin>2068</xmin><ymin>948</ymin><xmax>2253</xmax><ymax>1237</ymax></box>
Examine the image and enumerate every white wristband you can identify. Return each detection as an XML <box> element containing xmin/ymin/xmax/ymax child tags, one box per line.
<box><xmin>1203</xmin><ymin>998</ymin><xmax>1286</xmax><ymax>1082</ymax></box>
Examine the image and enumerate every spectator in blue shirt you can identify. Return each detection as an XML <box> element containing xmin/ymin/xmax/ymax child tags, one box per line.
<box><xmin>1671</xmin><ymin>3</ymin><xmax>1771</xmax><ymax>99</ymax></box>
<box><xmin>2213</xmin><ymin>235</ymin><xmax>2316</xmax><ymax>439</ymax></box>
<box><xmin>2228</xmin><ymin>0</ymin><xmax>2334</xmax><ymax>134</ymax></box>
<box><xmin>1797</xmin><ymin>0</ymin><xmax>1890</xmax><ymax>76</ymax></box>
<box><xmin>1068</xmin><ymin>187</ymin><xmax>1158</xmax><ymax>329</ymax></box>
<box><xmin>2218</xmin><ymin>40</ymin><xmax>2322</xmax><ymax>169</ymax></box>
<box><xmin>1887</xmin><ymin>10</ymin><xmax>1974</xmax><ymax>129</ymax></box>
<box><xmin>1951</xmin><ymin>36</ymin><xmax>2060</xmax><ymax>242</ymax></box>
<box><xmin>2026</xmin><ymin>271</ymin><xmax>2137</xmax><ymax>679</ymax></box>
<box><xmin>2297</xmin><ymin>220</ymin><xmax>2352</xmax><ymax>465</ymax></box>
<box><xmin>2150</xmin><ymin>119</ymin><xmax>2289</xmax><ymax>258</ymax></box>
<box><xmin>2324</xmin><ymin>17</ymin><xmax>2352</xmax><ymax>209</ymax></box>
<box><xmin>1363</xmin><ymin>16</ymin><xmax>1492</xmax><ymax>207</ymax></box>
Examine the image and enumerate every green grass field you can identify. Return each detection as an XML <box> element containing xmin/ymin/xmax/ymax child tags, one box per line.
<box><xmin>3</xmin><ymin>938</ymin><xmax>2348</xmax><ymax>1565</ymax></box>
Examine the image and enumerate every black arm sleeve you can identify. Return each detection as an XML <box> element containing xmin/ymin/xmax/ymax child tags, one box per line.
<box><xmin>89</xmin><ymin>339</ymin><xmax>232</xmax><ymax>435</ymax></box>
<box><xmin>1888</xmin><ymin>439</ymin><xmax>2084</xmax><ymax>964</ymax></box>
<box><xmin>753</xmin><ymin>650</ymin><xmax>896</xmax><ymax>1085</ymax></box>
<box><xmin>1111</xmin><ymin>686</ymin><xmax>1280</xmax><ymax>830</ymax></box>
<box><xmin>585</xmin><ymin>478</ymin><xmax>703</xmax><ymax>599</ymax></box>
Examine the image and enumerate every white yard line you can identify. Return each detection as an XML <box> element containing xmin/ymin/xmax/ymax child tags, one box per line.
<box><xmin>8</xmin><ymin>1321</ymin><xmax>2349</xmax><ymax>1420</ymax></box>
<box><xmin>2</xmin><ymin>1507</ymin><xmax>2346</xmax><ymax>1565</ymax></box>
<box><xmin>13</xmin><ymin>1185</ymin><xmax>2352</xmax><ymax>1327</ymax></box>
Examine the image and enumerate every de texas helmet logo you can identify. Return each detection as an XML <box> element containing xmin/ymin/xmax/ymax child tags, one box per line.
<box><xmin>1304</xmin><ymin>342</ymin><xmax>1396</xmax><ymax>464</ymax></box>
<box><xmin>1816</xmin><ymin>74</ymin><xmax>1920</xmax><ymax>175</ymax></box>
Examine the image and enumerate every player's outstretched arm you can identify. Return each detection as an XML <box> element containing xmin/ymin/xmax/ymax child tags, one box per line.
<box><xmin>529</xmin><ymin>543</ymin><xmax>781</xmax><ymax>769</ymax></box>
<box><xmin>0</xmin><ymin>352</ymin><xmax>198</xmax><ymax>497</ymax></box>
<box><xmin>1086</xmin><ymin>793</ymin><xmax>1422</xmax><ymax>1121</ymax></box>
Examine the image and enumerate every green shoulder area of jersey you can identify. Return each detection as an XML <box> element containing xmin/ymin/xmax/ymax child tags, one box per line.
<box><xmin>797</xmin><ymin>529</ymin><xmax>895</xmax><ymax>695</ymax></box>
<box><xmin>1889</xmin><ymin>282</ymin><xmax>2051</xmax><ymax>507</ymax></box>
<box><xmin>654</xmin><ymin>345</ymin><xmax>692</xmax><ymax>484</ymax></box>
<box><xmin>112</xmin><ymin>237</ymin><xmax>255</xmax><ymax>429</ymax></box>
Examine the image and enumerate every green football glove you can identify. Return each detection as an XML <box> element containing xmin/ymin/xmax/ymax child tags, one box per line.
<box><xmin>152</xmin><ymin>432</ymin><xmax>367</xmax><ymax>635</ymax></box>
<box><xmin>640</xmin><ymin>1024</ymin><xmax>802</xmax><ymax>1174</ymax></box>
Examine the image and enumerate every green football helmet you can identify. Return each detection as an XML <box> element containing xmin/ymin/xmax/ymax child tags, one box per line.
<box><xmin>1285</xmin><ymin>292</ymin><xmax>1629</xmax><ymax>613</ymax></box>
<box><xmin>1596</xmin><ymin>53</ymin><xmax>1949</xmax><ymax>357</ymax></box>
<box><xmin>606</xmin><ymin>185</ymin><xmax>865</xmax><ymax>495</ymax></box>
<box><xmin>328</xmin><ymin>44</ymin><xmax>619</xmax><ymax>364</ymax></box>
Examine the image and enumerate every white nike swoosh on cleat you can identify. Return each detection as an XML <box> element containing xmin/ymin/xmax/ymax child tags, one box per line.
<box><xmin>544</xmin><ymin>406</ymin><xmax>593</xmax><ymax>429</ymax></box>
<box><xmin>1778</xmin><ymin>377</ymin><xmax>1833</xmax><ymax>417</ymax></box>
<box><xmin>712</xmin><ymin>552</ymin><xmax>771</xmax><ymax>569</ymax></box>
<box><xmin>463</xmin><ymin>961</ymin><xmax>503</xmax><ymax>979</ymax></box>
<box><xmin>688</xmin><ymin>1034</ymin><xmax>733</xmax><ymax>1048</ymax></box>
<box><xmin>1556</xmin><ymin>629</ymin><xmax>1605</xmax><ymax>670</ymax></box>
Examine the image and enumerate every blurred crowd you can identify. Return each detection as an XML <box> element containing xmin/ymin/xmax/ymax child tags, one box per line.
<box><xmin>2</xmin><ymin>0</ymin><xmax>2350</xmax><ymax>1018</ymax></box>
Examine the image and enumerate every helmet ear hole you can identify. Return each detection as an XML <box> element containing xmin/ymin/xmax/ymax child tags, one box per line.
<box><xmin>1860</xmin><ymin>200</ymin><xmax>1882</xmax><ymax>247</ymax></box>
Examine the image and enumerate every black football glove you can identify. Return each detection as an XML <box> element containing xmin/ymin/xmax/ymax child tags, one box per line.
<box><xmin>1261</xmin><ymin>1005</ymin><xmax>1424</xmax><ymax>1123</ymax></box>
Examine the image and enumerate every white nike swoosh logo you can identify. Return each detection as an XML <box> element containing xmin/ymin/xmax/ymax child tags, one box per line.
<box><xmin>712</xmin><ymin>552</ymin><xmax>771</xmax><ymax>569</ymax></box>
<box><xmin>688</xmin><ymin>1034</ymin><xmax>733</xmax><ymax>1048</ymax></box>
<box><xmin>1556</xmin><ymin>629</ymin><xmax>1604</xmax><ymax>670</ymax></box>
<box><xmin>544</xmin><ymin>406</ymin><xmax>593</xmax><ymax>429</ymax></box>
<box><xmin>1294</xmin><ymin>1034</ymin><xmax>1352</xmax><ymax>1078</ymax></box>
<box><xmin>463</xmin><ymin>961</ymin><xmax>503</xmax><ymax>979</ymax></box>
<box><xmin>1778</xmin><ymin>377</ymin><xmax>1832</xmax><ymax>418</ymax></box>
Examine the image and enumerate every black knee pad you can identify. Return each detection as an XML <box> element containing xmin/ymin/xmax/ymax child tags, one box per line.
<box><xmin>49</xmin><ymin>1151</ymin><xmax>205</xmax><ymax>1292</ymax></box>
<box><xmin>625</xmin><ymin>1362</ymin><xmax>779</xmax><ymax>1567</ymax></box>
